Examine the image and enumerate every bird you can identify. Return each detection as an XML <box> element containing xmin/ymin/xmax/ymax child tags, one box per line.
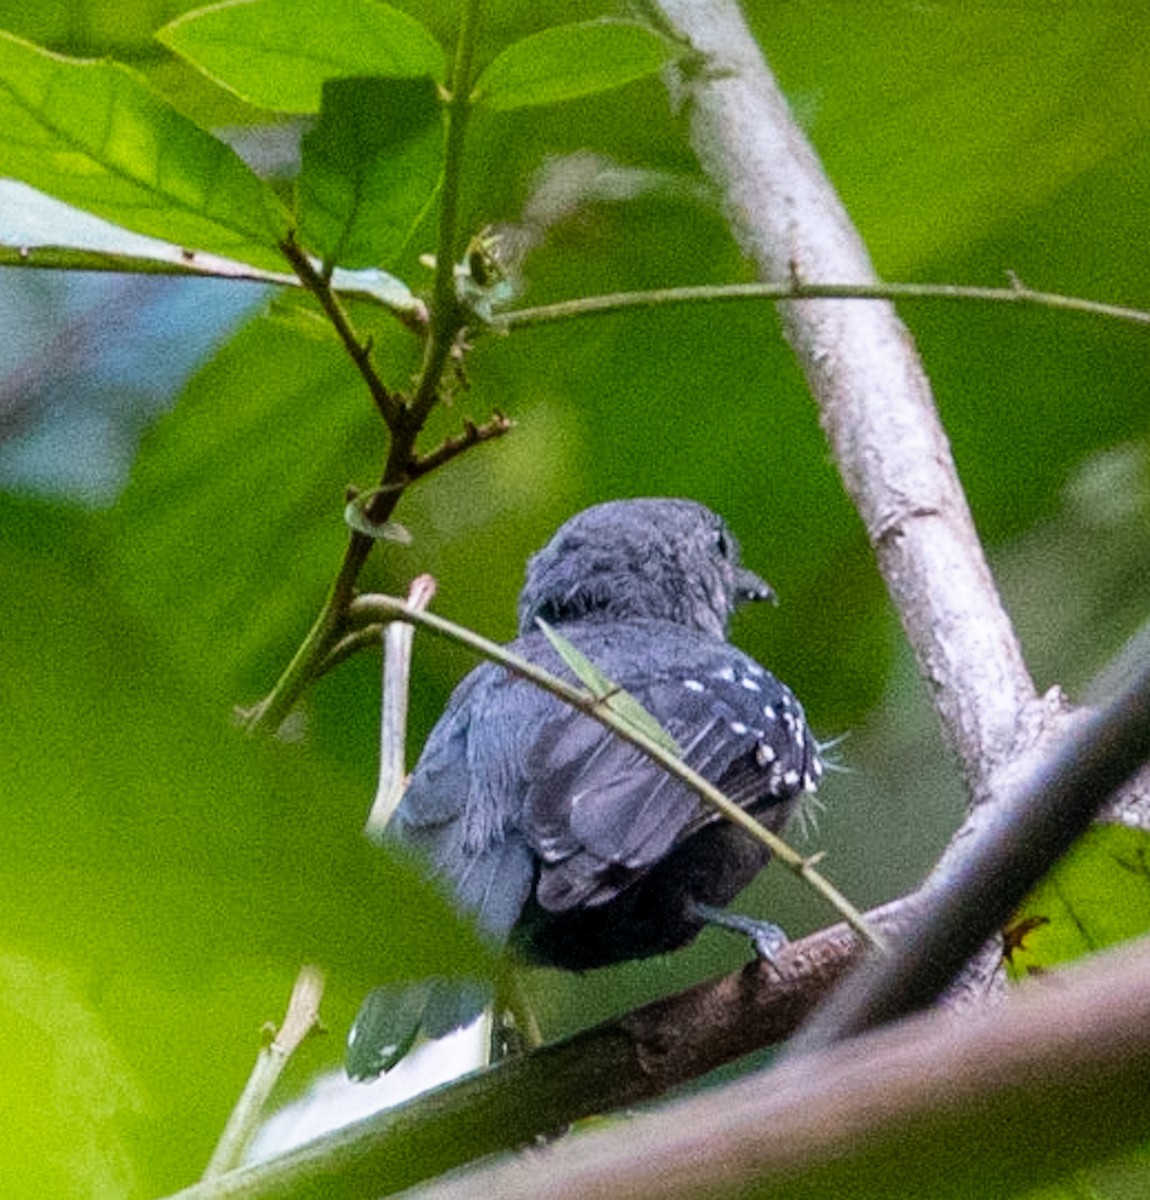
<box><xmin>349</xmin><ymin>498</ymin><xmax>822</xmax><ymax>1076</ymax></box>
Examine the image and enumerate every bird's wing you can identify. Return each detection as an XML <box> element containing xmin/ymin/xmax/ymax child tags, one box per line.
<box><xmin>523</xmin><ymin>659</ymin><xmax>820</xmax><ymax>912</ymax></box>
<box><xmin>390</xmin><ymin>664</ymin><xmax>535</xmax><ymax>942</ymax></box>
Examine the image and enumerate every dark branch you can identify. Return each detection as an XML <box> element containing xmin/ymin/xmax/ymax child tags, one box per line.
<box><xmin>278</xmin><ymin>234</ymin><xmax>403</xmax><ymax>429</ymax></box>
<box><xmin>791</xmin><ymin>648</ymin><xmax>1150</xmax><ymax>1053</ymax></box>
<box><xmin>406</xmin><ymin>411</ymin><xmax>515</xmax><ymax>479</ymax></box>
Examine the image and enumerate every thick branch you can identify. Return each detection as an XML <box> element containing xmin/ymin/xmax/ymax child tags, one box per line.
<box><xmin>654</xmin><ymin>0</ymin><xmax>1042</xmax><ymax>799</ymax></box>
<box><xmin>154</xmin><ymin>907</ymin><xmax>883</xmax><ymax>1200</ymax></box>
<box><xmin>791</xmin><ymin>648</ymin><xmax>1150</xmax><ymax>1051</ymax></box>
<box><xmin>396</xmin><ymin>935</ymin><xmax>1150</xmax><ymax>1200</ymax></box>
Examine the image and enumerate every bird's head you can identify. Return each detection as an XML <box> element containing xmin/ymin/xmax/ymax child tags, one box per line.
<box><xmin>517</xmin><ymin>498</ymin><xmax>772</xmax><ymax>639</ymax></box>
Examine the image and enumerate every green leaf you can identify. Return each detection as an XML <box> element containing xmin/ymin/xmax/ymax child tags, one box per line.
<box><xmin>0</xmin><ymin>954</ymin><xmax>144</xmax><ymax>1200</ymax></box>
<box><xmin>536</xmin><ymin>618</ymin><xmax>681</xmax><ymax>755</ymax></box>
<box><xmin>299</xmin><ymin>76</ymin><xmax>443</xmax><ymax>270</ymax></box>
<box><xmin>0</xmin><ymin>495</ymin><xmax>489</xmax><ymax>1190</ymax></box>
<box><xmin>471</xmin><ymin>19</ymin><xmax>682</xmax><ymax>112</ymax></box>
<box><xmin>1006</xmin><ymin>824</ymin><xmax>1150</xmax><ymax>978</ymax></box>
<box><xmin>0</xmin><ymin>31</ymin><xmax>290</xmax><ymax>270</ymax></box>
<box><xmin>158</xmin><ymin>0</ymin><xmax>446</xmax><ymax>113</ymax></box>
<box><xmin>106</xmin><ymin>305</ymin><xmax>390</xmax><ymax>690</ymax></box>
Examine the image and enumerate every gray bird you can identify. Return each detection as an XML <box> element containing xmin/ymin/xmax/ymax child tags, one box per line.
<box><xmin>349</xmin><ymin>499</ymin><xmax>822</xmax><ymax>1076</ymax></box>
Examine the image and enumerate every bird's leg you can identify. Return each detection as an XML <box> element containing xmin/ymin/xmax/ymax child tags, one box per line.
<box><xmin>689</xmin><ymin>900</ymin><xmax>789</xmax><ymax>970</ymax></box>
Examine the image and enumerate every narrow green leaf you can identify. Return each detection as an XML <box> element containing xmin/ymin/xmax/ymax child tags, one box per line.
<box><xmin>299</xmin><ymin>76</ymin><xmax>443</xmax><ymax>270</ymax></box>
<box><xmin>0</xmin><ymin>31</ymin><xmax>290</xmax><ymax>270</ymax></box>
<box><xmin>536</xmin><ymin>618</ymin><xmax>682</xmax><ymax>755</ymax></box>
<box><xmin>471</xmin><ymin>19</ymin><xmax>682</xmax><ymax>112</ymax></box>
<box><xmin>159</xmin><ymin>0</ymin><xmax>446</xmax><ymax>113</ymax></box>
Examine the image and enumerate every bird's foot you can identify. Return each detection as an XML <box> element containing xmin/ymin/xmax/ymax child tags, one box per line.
<box><xmin>689</xmin><ymin>901</ymin><xmax>789</xmax><ymax>971</ymax></box>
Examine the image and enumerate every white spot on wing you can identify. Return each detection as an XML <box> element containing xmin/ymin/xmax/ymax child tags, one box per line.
<box><xmin>683</xmin><ymin>679</ymin><xmax>705</xmax><ymax>692</ymax></box>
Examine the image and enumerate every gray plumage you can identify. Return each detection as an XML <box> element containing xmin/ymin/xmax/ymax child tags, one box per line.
<box><xmin>390</xmin><ymin>498</ymin><xmax>822</xmax><ymax>971</ymax></box>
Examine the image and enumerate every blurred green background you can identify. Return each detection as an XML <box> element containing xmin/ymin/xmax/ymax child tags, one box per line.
<box><xmin>1</xmin><ymin>1</ymin><xmax>1148</xmax><ymax>1195</ymax></box>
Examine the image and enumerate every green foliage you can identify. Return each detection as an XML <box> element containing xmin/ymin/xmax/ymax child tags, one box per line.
<box><xmin>0</xmin><ymin>30</ymin><xmax>289</xmax><ymax>269</ymax></box>
<box><xmin>1007</xmin><ymin>825</ymin><xmax>1150</xmax><ymax>978</ymax></box>
<box><xmin>0</xmin><ymin>0</ymin><xmax>1149</xmax><ymax>1196</ymax></box>
<box><xmin>471</xmin><ymin>19</ymin><xmax>684</xmax><ymax>110</ymax></box>
<box><xmin>0</xmin><ymin>495</ymin><xmax>488</xmax><ymax>1193</ymax></box>
<box><xmin>158</xmin><ymin>0</ymin><xmax>447</xmax><ymax>112</ymax></box>
<box><xmin>299</xmin><ymin>76</ymin><xmax>444</xmax><ymax>270</ymax></box>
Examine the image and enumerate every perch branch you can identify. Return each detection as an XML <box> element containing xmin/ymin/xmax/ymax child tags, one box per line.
<box><xmin>653</xmin><ymin>0</ymin><xmax>1045</xmax><ymax>801</ymax></box>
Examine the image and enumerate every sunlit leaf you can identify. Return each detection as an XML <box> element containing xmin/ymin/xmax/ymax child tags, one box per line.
<box><xmin>0</xmin><ymin>495</ymin><xmax>489</xmax><ymax>1188</ymax></box>
<box><xmin>0</xmin><ymin>31</ymin><xmax>289</xmax><ymax>270</ymax></box>
<box><xmin>1006</xmin><ymin>824</ymin><xmax>1150</xmax><ymax>978</ymax></box>
<box><xmin>0</xmin><ymin>180</ymin><xmax>427</xmax><ymax>324</ymax></box>
<box><xmin>471</xmin><ymin>20</ymin><xmax>682</xmax><ymax>112</ymax></box>
<box><xmin>0</xmin><ymin>955</ymin><xmax>144</xmax><ymax>1200</ymax></box>
<box><xmin>158</xmin><ymin>0</ymin><xmax>446</xmax><ymax>113</ymax></box>
<box><xmin>299</xmin><ymin>76</ymin><xmax>443</xmax><ymax>270</ymax></box>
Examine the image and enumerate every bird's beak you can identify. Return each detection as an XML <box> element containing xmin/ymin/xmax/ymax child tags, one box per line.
<box><xmin>736</xmin><ymin>568</ymin><xmax>777</xmax><ymax>606</ymax></box>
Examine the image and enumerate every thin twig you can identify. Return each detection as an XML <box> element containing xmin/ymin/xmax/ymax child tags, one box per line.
<box><xmin>365</xmin><ymin>575</ymin><xmax>438</xmax><ymax>843</ymax></box>
<box><xmin>498</xmin><ymin>278</ymin><xmax>1150</xmax><ymax>331</ymax></box>
<box><xmin>278</xmin><ymin>235</ymin><xmax>403</xmax><ymax>428</ymax></box>
<box><xmin>348</xmin><ymin>592</ymin><xmax>882</xmax><ymax>949</ymax></box>
<box><xmin>201</xmin><ymin>965</ymin><xmax>325</xmax><ymax>1179</ymax></box>
<box><xmin>407</xmin><ymin>411</ymin><xmax>515</xmax><ymax>479</ymax></box>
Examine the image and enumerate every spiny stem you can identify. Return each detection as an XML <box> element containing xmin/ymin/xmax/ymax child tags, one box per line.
<box><xmin>407</xmin><ymin>411</ymin><xmax>515</xmax><ymax>479</ymax></box>
<box><xmin>498</xmin><ymin>278</ymin><xmax>1150</xmax><ymax>331</ymax></box>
